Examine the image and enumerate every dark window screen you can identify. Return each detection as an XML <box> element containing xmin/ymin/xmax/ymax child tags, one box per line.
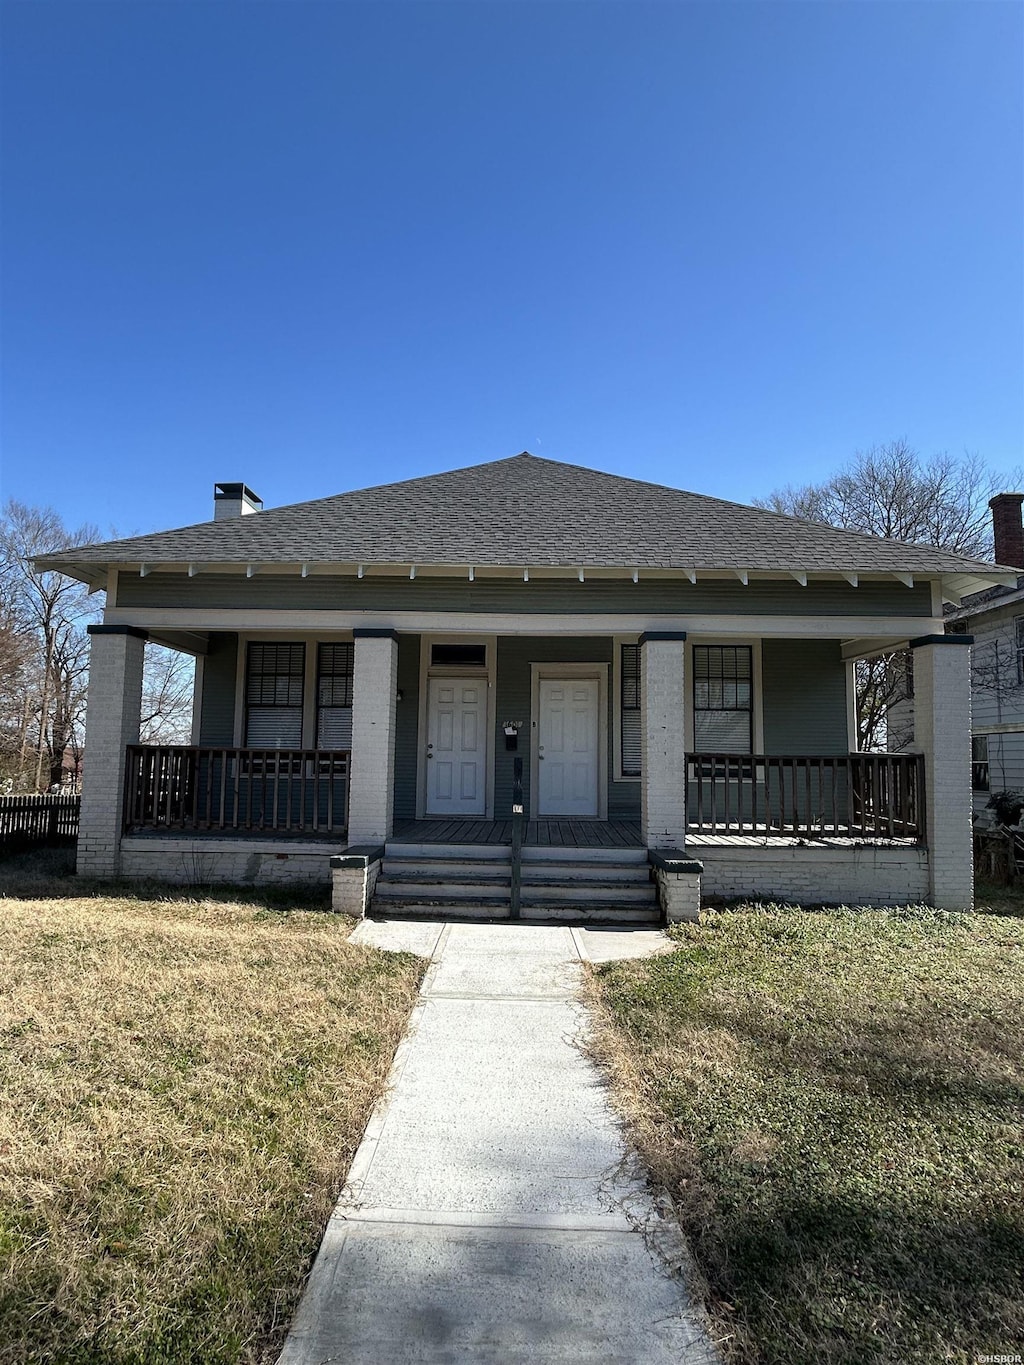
<box><xmin>620</xmin><ymin>644</ymin><xmax>641</xmax><ymax>776</ymax></box>
<box><xmin>246</xmin><ymin>643</ymin><xmax>305</xmax><ymax>747</ymax></box>
<box><xmin>693</xmin><ymin>645</ymin><xmax>753</xmax><ymax>753</ymax></box>
<box><xmin>317</xmin><ymin>643</ymin><xmax>354</xmax><ymax>749</ymax></box>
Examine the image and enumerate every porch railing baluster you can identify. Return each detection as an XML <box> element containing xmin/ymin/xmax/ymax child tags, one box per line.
<box><xmin>686</xmin><ymin>751</ymin><xmax>925</xmax><ymax>844</ymax></box>
<box><xmin>122</xmin><ymin>746</ymin><xmax>351</xmax><ymax>838</ymax></box>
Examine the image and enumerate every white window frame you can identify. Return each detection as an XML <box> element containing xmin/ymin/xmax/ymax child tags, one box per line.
<box><xmin>232</xmin><ymin>632</ymin><xmax>355</xmax><ymax>749</ymax></box>
<box><xmin>685</xmin><ymin>637</ymin><xmax>764</xmax><ymax>753</ymax></box>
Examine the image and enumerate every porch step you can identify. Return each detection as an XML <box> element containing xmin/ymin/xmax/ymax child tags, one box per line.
<box><xmin>369</xmin><ymin>845</ymin><xmax>660</xmax><ymax>923</ymax></box>
<box><xmin>520</xmin><ymin>905</ymin><xmax>660</xmax><ymax>925</ymax></box>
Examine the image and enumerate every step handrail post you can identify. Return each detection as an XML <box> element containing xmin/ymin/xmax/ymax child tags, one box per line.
<box><xmin>510</xmin><ymin>756</ymin><xmax>524</xmax><ymax>920</ymax></box>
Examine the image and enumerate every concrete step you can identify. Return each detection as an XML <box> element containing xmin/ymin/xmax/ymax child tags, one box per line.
<box><xmin>376</xmin><ymin>879</ymin><xmax>510</xmax><ymax>901</ymax></box>
<box><xmin>520</xmin><ymin>862</ymin><xmax>650</xmax><ymax>882</ymax></box>
<box><xmin>520</xmin><ymin>883</ymin><xmax>656</xmax><ymax>905</ymax></box>
<box><xmin>521</xmin><ymin>846</ymin><xmax>647</xmax><ymax>864</ymax></box>
<box><xmin>520</xmin><ymin>905</ymin><xmax>661</xmax><ymax>924</ymax></box>
<box><xmin>368</xmin><ymin>899</ymin><xmax>510</xmax><ymax>920</ymax></box>
<box><xmin>385</xmin><ymin>842</ymin><xmax>512</xmax><ymax>861</ymax></box>
<box><xmin>382</xmin><ymin>858</ymin><xmax>512</xmax><ymax>879</ymax></box>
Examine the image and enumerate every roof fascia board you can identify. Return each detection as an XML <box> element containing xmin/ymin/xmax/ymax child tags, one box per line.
<box><xmin>89</xmin><ymin>558</ymin><xmax>952</xmax><ymax>583</ymax></box>
<box><xmin>947</xmin><ymin>584</ymin><xmax>1024</xmax><ymax>623</ymax></box>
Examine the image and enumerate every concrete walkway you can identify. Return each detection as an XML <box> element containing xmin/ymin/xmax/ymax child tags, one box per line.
<box><xmin>278</xmin><ymin>920</ymin><xmax>717</xmax><ymax>1365</ymax></box>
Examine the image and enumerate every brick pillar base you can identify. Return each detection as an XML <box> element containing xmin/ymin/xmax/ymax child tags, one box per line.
<box><xmin>347</xmin><ymin>631</ymin><xmax>399</xmax><ymax>845</ymax></box>
<box><xmin>640</xmin><ymin>632</ymin><xmax>687</xmax><ymax>848</ymax></box>
<box><xmin>78</xmin><ymin>626</ymin><xmax>147</xmax><ymax>878</ymax></box>
<box><xmin>911</xmin><ymin>633</ymin><xmax>974</xmax><ymax>910</ymax></box>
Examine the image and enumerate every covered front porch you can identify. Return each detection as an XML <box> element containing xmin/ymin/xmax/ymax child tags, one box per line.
<box><xmin>80</xmin><ymin>621</ymin><xmax>971</xmax><ymax>909</ymax></box>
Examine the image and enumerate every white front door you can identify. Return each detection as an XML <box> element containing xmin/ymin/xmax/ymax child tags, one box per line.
<box><xmin>426</xmin><ymin>678</ymin><xmax>487</xmax><ymax>817</ymax></box>
<box><xmin>537</xmin><ymin>678</ymin><xmax>600</xmax><ymax>817</ymax></box>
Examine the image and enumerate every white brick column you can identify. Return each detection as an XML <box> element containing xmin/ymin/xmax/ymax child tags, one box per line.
<box><xmin>347</xmin><ymin>630</ymin><xmax>399</xmax><ymax>844</ymax></box>
<box><xmin>78</xmin><ymin>625</ymin><xmax>147</xmax><ymax>878</ymax></box>
<box><xmin>911</xmin><ymin>633</ymin><xmax>974</xmax><ymax>910</ymax></box>
<box><xmin>640</xmin><ymin>632</ymin><xmax>687</xmax><ymax>848</ymax></box>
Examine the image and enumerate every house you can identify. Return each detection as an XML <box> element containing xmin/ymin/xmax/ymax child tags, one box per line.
<box><xmin>37</xmin><ymin>453</ymin><xmax>1013</xmax><ymax>916</ymax></box>
<box><xmin>945</xmin><ymin>493</ymin><xmax>1024</xmax><ymax>812</ymax></box>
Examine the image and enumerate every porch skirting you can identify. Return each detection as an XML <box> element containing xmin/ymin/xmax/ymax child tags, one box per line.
<box><xmin>696</xmin><ymin>842</ymin><xmax>930</xmax><ymax>908</ymax></box>
<box><xmin>119</xmin><ymin>836</ymin><xmax>338</xmax><ymax>886</ymax></box>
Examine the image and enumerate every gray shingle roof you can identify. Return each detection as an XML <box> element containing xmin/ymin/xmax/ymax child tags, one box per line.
<box><xmin>37</xmin><ymin>452</ymin><xmax>1009</xmax><ymax>578</ymax></box>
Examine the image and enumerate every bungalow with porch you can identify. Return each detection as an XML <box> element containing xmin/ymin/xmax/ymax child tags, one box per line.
<box><xmin>38</xmin><ymin>453</ymin><xmax>1011</xmax><ymax>918</ymax></box>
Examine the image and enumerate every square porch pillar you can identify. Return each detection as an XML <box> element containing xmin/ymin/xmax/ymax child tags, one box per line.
<box><xmin>78</xmin><ymin>625</ymin><xmax>147</xmax><ymax>878</ymax></box>
<box><xmin>347</xmin><ymin>629</ymin><xmax>399</xmax><ymax>845</ymax></box>
<box><xmin>640</xmin><ymin>632</ymin><xmax>688</xmax><ymax>848</ymax></box>
<box><xmin>910</xmin><ymin>633</ymin><xmax>974</xmax><ymax>910</ymax></box>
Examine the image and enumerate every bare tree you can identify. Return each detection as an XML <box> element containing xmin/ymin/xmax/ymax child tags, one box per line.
<box><xmin>140</xmin><ymin>645</ymin><xmax>195</xmax><ymax>744</ymax></box>
<box><xmin>757</xmin><ymin>441</ymin><xmax>1019</xmax><ymax>750</ymax></box>
<box><xmin>0</xmin><ymin>501</ymin><xmax>100</xmax><ymax>790</ymax></box>
<box><xmin>757</xmin><ymin>439</ymin><xmax>1006</xmax><ymax>557</ymax></box>
<box><xmin>0</xmin><ymin>501</ymin><xmax>198</xmax><ymax>790</ymax></box>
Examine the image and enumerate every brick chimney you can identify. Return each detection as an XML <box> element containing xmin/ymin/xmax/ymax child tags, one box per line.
<box><xmin>214</xmin><ymin>483</ymin><xmax>263</xmax><ymax>520</ymax></box>
<box><xmin>989</xmin><ymin>493</ymin><xmax>1024</xmax><ymax>567</ymax></box>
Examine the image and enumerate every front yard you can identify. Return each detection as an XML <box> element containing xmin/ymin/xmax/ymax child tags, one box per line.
<box><xmin>0</xmin><ymin>853</ymin><xmax>424</xmax><ymax>1364</ymax></box>
<box><xmin>586</xmin><ymin>892</ymin><xmax>1024</xmax><ymax>1365</ymax></box>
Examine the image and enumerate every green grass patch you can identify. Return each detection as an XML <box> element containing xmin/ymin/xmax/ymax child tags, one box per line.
<box><xmin>0</xmin><ymin>870</ymin><xmax>425</xmax><ymax>1364</ymax></box>
<box><xmin>586</xmin><ymin>903</ymin><xmax>1024</xmax><ymax>1365</ymax></box>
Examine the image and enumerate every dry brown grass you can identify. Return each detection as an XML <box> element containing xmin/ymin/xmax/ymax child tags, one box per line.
<box><xmin>585</xmin><ymin>905</ymin><xmax>1024</xmax><ymax>1365</ymax></box>
<box><xmin>0</xmin><ymin>865</ymin><xmax>424</xmax><ymax>1364</ymax></box>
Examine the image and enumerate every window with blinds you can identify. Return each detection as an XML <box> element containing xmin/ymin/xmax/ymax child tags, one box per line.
<box><xmin>245</xmin><ymin>643</ymin><xmax>305</xmax><ymax>747</ymax></box>
<box><xmin>620</xmin><ymin>643</ymin><xmax>642</xmax><ymax>777</ymax></box>
<box><xmin>317</xmin><ymin>643</ymin><xmax>354</xmax><ymax>750</ymax></box>
<box><xmin>693</xmin><ymin>645</ymin><xmax>753</xmax><ymax>753</ymax></box>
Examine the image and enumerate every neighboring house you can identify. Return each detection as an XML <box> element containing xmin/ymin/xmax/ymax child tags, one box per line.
<box><xmin>37</xmin><ymin>453</ymin><xmax>1012</xmax><ymax>914</ymax></box>
<box><xmin>944</xmin><ymin>493</ymin><xmax>1024</xmax><ymax>813</ymax></box>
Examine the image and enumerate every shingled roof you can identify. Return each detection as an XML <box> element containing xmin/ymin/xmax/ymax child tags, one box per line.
<box><xmin>38</xmin><ymin>452</ymin><xmax>1011</xmax><ymax>586</ymax></box>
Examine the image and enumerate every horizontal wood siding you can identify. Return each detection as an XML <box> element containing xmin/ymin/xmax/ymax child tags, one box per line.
<box><xmin>393</xmin><ymin>634</ymin><xmax>420</xmax><ymax>820</ymax></box>
<box><xmin>761</xmin><ymin>638</ymin><xmax>849</xmax><ymax>755</ymax></box>
<box><xmin>494</xmin><ymin>636</ymin><xmax>641</xmax><ymax>820</ymax></box>
<box><xmin>198</xmin><ymin>633</ymin><xmax>238</xmax><ymax>744</ymax></box>
<box><xmin>116</xmin><ymin>573</ymin><xmax>933</xmax><ymax>618</ymax></box>
<box><xmin>980</xmin><ymin>732</ymin><xmax>1024</xmax><ymax>796</ymax></box>
<box><xmin>966</xmin><ymin>607</ymin><xmax>1024</xmax><ymax>731</ymax></box>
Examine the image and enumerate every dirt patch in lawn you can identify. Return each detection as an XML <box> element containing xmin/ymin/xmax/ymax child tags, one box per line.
<box><xmin>0</xmin><ymin>873</ymin><xmax>425</xmax><ymax>1364</ymax></box>
<box><xmin>585</xmin><ymin>904</ymin><xmax>1024</xmax><ymax>1365</ymax></box>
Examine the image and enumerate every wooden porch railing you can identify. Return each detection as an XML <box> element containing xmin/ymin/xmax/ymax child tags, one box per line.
<box><xmin>124</xmin><ymin>746</ymin><xmax>350</xmax><ymax>835</ymax></box>
<box><xmin>686</xmin><ymin>752</ymin><xmax>926</xmax><ymax>842</ymax></box>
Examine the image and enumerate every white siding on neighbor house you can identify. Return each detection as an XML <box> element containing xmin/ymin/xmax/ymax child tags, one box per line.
<box><xmin>976</xmin><ymin>731</ymin><xmax>1024</xmax><ymax>802</ymax></box>
<box><xmin>959</xmin><ymin>604</ymin><xmax>1024</xmax><ymax>805</ymax></box>
<box><xmin>966</xmin><ymin>607</ymin><xmax>1024</xmax><ymax>731</ymax></box>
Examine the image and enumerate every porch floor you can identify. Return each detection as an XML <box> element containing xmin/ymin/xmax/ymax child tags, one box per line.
<box><xmin>390</xmin><ymin>818</ymin><xmax>644</xmax><ymax>849</ymax></box>
<box><xmin>686</xmin><ymin>829</ymin><xmax>919</xmax><ymax>848</ymax></box>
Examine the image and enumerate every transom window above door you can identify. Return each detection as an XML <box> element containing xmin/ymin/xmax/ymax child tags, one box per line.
<box><xmin>430</xmin><ymin>643</ymin><xmax>487</xmax><ymax>667</ymax></box>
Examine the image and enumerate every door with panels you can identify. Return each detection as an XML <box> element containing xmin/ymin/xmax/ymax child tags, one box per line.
<box><xmin>425</xmin><ymin>678</ymin><xmax>487</xmax><ymax>817</ymax></box>
<box><xmin>537</xmin><ymin>677</ymin><xmax>600</xmax><ymax>817</ymax></box>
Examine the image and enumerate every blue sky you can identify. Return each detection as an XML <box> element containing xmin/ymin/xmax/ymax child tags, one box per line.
<box><xmin>2</xmin><ymin>1</ymin><xmax>1021</xmax><ymax>538</ymax></box>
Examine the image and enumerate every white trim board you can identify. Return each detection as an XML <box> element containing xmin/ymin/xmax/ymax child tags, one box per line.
<box><xmin>105</xmin><ymin>607</ymin><xmax>944</xmax><ymax>640</ymax></box>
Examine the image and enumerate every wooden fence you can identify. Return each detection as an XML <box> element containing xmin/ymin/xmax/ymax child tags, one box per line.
<box><xmin>0</xmin><ymin>793</ymin><xmax>81</xmax><ymax>850</ymax></box>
